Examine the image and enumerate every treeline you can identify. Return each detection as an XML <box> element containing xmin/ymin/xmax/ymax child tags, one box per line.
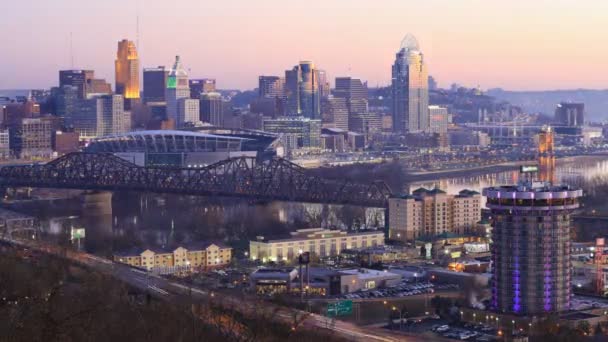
<box><xmin>0</xmin><ymin>247</ymin><xmax>345</xmax><ymax>342</ymax></box>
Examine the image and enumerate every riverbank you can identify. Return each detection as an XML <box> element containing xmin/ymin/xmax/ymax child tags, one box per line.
<box><xmin>403</xmin><ymin>154</ymin><xmax>607</xmax><ymax>183</ymax></box>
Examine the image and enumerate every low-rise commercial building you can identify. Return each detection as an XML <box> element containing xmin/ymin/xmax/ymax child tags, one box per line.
<box><xmin>113</xmin><ymin>242</ymin><xmax>232</xmax><ymax>273</ymax></box>
<box><xmin>249</xmin><ymin>228</ymin><xmax>385</xmax><ymax>263</ymax></box>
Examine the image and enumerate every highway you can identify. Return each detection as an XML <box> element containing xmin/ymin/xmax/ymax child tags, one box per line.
<box><xmin>1</xmin><ymin>236</ymin><xmax>421</xmax><ymax>341</ymax></box>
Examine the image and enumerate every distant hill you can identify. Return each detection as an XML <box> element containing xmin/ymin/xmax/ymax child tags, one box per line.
<box><xmin>487</xmin><ymin>88</ymin><xmax>608</xmax><ymax>122</ymax></box>
<box><xmin>0</xmin><ymin>89</ymin><xmax>30</xmax><ymax>98</ymax></box>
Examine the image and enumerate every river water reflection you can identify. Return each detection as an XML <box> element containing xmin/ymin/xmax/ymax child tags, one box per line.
<box><xmin>10</xmin><ymin>156</ymin><xmax>608</xmax><ymax>255</ymax></box>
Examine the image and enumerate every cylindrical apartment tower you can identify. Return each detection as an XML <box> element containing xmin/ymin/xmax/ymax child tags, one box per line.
<box><xmin>483</xmin><ymin>182</ymin><xmax>582</xmax><ymax>315</ymax></box>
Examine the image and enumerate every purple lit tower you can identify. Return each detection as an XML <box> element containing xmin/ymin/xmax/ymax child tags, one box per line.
<box><xmin>483</xmin><ymin>182</ymin><xmax>582</xmax><ymax>315</ymax></box>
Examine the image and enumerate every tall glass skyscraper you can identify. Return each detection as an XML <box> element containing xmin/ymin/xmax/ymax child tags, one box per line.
<box><xmin>391</xmin><ymin>34</ymin><xmax>429</xmax><ymax>134</ymax></box>
<box><xmin>165</xmin><ymin>56</ymin><xmax>191</xmax><ymax>127</ymax></box>
<box><xmin>115</xmin><ymin>39</ymin><xmax>140</xmax><ymax>100</ymax></box>
<box><xmin>285</xmin><ymin>61</ymin><xmax>320</xmax><ymax>119</ymax></box>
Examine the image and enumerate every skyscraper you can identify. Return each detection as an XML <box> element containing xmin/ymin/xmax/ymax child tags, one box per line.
<box><xmin>334</xmin><ymin>77</ymin><xmax>368</xmax><ymax>115</ymax></box>
<box><xmin>200</xmin><ymin>92</ymin><xmax>224</xmax><ymax>126</ymax></box>
<box><xmin>115</xmin><ymin>39</ymin><xmax>140</xmax><ymax>100</ymax></box>
<box><xmin>165</xmin><ymin>56</ymin><xmax>191</xmax><ymax>128</ymax></box>
<box><xmin>59</xmin><ymin>70</ymin><xmax>94</xmax><ymax>99</ymax></box>
<box><xmin>391</xmin><ymin>34</ymin><xmax>429</xmax><ymax>134</ymax></box>
<box><xmin>189</xmin><ymin>79</ymin><xmax>216</xmax><ymax>99</ymax></box>
<box><xmin>258</xmin><ymin>76</ymin><xmax>285</xmax><ymax>98</ymax></box>
<box><xmin>316</xmin><ymin>69</ymin><xmax>330</xmax><ymax>99</ymax></box>
<box><xmin>143</xmin><ymin>66</ymin><xmax>168</xmax><ymax>104</ymax></box>
<box><xmin>321</xmin><ymin>96</ymin><xmax>349</xmax><ymax>131</ymax></box>
<box><xmin>285</xmin><ymin>61</ymin><xmax>320</xmax><ymax>119</ymax></box>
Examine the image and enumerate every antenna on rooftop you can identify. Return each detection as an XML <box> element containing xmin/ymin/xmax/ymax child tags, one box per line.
<box><xmin>136</xmin><ymin>0</ymin><xmax>140</xmax><ymax>50</ymax></box>
<box><xmin>69</xmin><ymin>31</ymin><xmax>74</xmax><ymax>68</ymax></box>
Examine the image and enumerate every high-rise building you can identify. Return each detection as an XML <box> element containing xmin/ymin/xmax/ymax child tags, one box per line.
<box><xmin>115</xmin><ymin>39</ymin><xmax>140</xmax><ymax>100</ymax></box>
<box><xmin>10</xmin><ymin>118</ymin><xmax>53</xmax><ymax>159</ymax></box>
<box><xmin>388</xmin><ymin>188</ymin><xmax>481</xmax><ymax>242</ymax></box>
<box><xmin>428</xmin><ymin>75</ymin><xmax>438</xmax><ymax>91</ymax></box>
<box><xmin>200</xmin><ymin>92</ymin><xmax>224</xmax><ymax>126</ymax></box>
<box><xmin>555</xmin><ymin>102</ymin><xmax>584</xmax><ymax>127</ymax></box>
<box><xmin>428</xmin><ymin>105</ymin><xmax>449</xmax><ymax>134</ymax></box>
<box><xmin>258</xmin><ymin>76</ymin><xmax>285</xmax><ymax>98</ymax></box>
<box><xmin>177</xmin><ymin>98</ymin><xmax>200</xmax><ymax>126</ymax></box>
<box><xmin>72</xmin><ymin>95</ymin><xmax>130</xmax><ymax>138</ymax></box>
<box><xmin>143</xmin><ymin>67</ymin><xmax>169</xmax><ymax>104</ymax></box>
<box><xmin>285</xmin><ymin>61</ymin><xmax>320</xmax><ymax>119</ymax></box>
<box><xmin>59</xmin><ymin>70</ymin><xmax>94</xmax><ymax>99</ymax></box>
<box><xmin>86</xmin><ymin>78</ymin><xmax>112</xmax><ymax>95</ymax></box>
<box><xmin>189</xmin><ymin>79</ymin><xmax>216</xmax><ymax>99</ymax></box>
<box><xmin>51</xmin><ymin>85</ymin><xmax>79</xmax><ymax>121</ymax></box>
<box><xmin>391</xmin><ymin>34</ymin><xmax>429</xmax><ymax>134</ymax></box>
<box><xmin>95</xmin><ymin>95</ymin><xmax>130</xmax><ymax>137</ymax></box>
<box><xmin>334</xmin><ymin>77</ymin><xmax>368</xmax><ymax>115</ymax></box>
<box><xmin>483</xmin><ymin>182</ymin><xmax>582</xmax><ymax>315</ymax></box>
<box><xmin>0</xmin><ymin>129</ymin><xmax>10</xmax><ymax>159</ymax></box>
<box><xmin>321</xmin><ymin>96</ymin><xmax>349</xmax><ymax>131</ymax></box>
<box><xmin>263</xmin><ymin>117</ymin><xmax>321</xmax><ymax>150</ymax></box>
<box><xmin>316</xmin><ymin>69</ymin><xmax>331</xmax><ymax>99</ymax></box>
<box><xmin>349</xmin><ymin>112</ymin><xmax>382</xmax><ymax>136</ymax></box>
<box><xmin>165</xmin><ymin>56</ymin><xmax>191</xmax><ymax>128</ymax></box>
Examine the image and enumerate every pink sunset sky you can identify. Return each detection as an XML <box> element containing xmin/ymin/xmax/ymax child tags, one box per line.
<box><xmin>1</xmin><ymin>0</ymin><xmax>607</xmax><ymax>91</ymax></box>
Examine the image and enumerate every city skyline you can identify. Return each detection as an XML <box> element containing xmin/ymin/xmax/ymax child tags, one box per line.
<box><xmin>2</xmin><ymin>0</ymin><xmax>608</xmax><ymax>91</ymax></box>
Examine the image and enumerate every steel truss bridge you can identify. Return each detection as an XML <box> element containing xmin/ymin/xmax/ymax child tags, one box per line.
<box><xmin>0</xmin><ymin>153</ymin><xmax>392</xmax><ymax>207</ymax></box>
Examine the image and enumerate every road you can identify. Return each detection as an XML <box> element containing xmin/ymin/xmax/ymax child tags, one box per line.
<box><xmin>1</xmin><ymin>236</ymin><xmax>422</xmax><ymax>341</ymax></box>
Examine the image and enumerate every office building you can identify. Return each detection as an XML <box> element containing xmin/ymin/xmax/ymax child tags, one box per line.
<box><xmin>10</xmin><ymin>118</ymin><xmax>53</xmax><ymax>159</ymax></box>
<box><xmin>86</xmin><ymin>78</ymin><xmax>112</xmax><ymax>95</ymax></box>
<box><xmin>428</xmin><ymin>105</ymin><xmax>449</xmax><ymax>134</ymax></box>
<box><xmin>555</xmin><ymin>102</ymin><xmax>584</xmax><ymax>127</ymax></box>
<box><xmin>0</xmin><ymin>129</ymin><xmax>10</xmax><ymax>159</ymax></box>
<box><xmin>189</xmin><ymin>79</ymin><xmax>216</xmax><ymax>99</ymax></box>
<box><xmin>177</xmin><ymin>98</ymin><xmax>200</xmax><ymax>126</ymax></box>
<box><xmin>200</xmin><ymin>92</ymin><xmax>224</xmax><ymax>126</ymax></box>
<box><xmin>72</xmin><ymin>95</ymin><xmax>130</xmax><ymax>138</ymax></box>
<box><xmin>321</xmin><ymin>96</ymin><xmax>349</xmax><ymax>131</ymax></box>
<box><xmin>59</xmin><ymin>70</ymin><xmax>94</xmax><ymax>99</ymax></box>
<box><xmin>249</xmin><ymin>228</ymin><xmax>385</xmax><ymax>263</ymax></box>
<box><xmin>259</xmin><ymin>76</ymin><xmax>285</xmax><ymax>98</ymax></box>
<box><xmin>115</xmin><ymin>39</ymin><xmax>140</xmax><ymax>100</ymax></box>
<box><xmin>263</xmin><ymin>116</ymin><xmax>321</xmax><ymax>149</ymax></box>
<box><xmin>388</xmin><ymin>188</ymin><xmax>481</xmax><ymax>242</ymax></box>
<box><xmin>113</xmin><ymin>242</ymin><xmax>232</xmax><ymax>272</ymax></box>
<box><xmin>143</xmin><ymin>67</ymin><xmax>169</xmax><ymax>104</ymax></box>
<box><xmin>285</xmin><ymin>61</ymin><xmax>321</xmax><ymax>119</ymax></box>
<box><xmin>483</xmin><ymin>183</ymin><xmax>582</xmax><ymax>315</ymax></box>
<box><xmin>391</xmin><ymin>34</ymin><xmax>429</xmax><ymax>133</ymax></box>
<box><xmin>316</xmin><ymin>69</ymin><xmax>330</xmax><ymax>98</ymax></box>
<box><xmin>334</xmin><ymin>77</ymin><xmax>368</xmax><ymax>115</ymax></box>
<box><xmin>349</xmin><ymin>112</ymin><xmax>382</xmax><ymax>136</ymax></box>
<box><xmin>165</xmin><ymin>56</ymin><xmax>191</xmax><ymax>127</ymax></box>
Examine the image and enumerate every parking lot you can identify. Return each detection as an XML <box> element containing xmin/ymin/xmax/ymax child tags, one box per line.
<box><xmin>430</xmin><ymin>322</ymin><xmax>499</xmax><ymax>341</ymax></box>
<box><xmin>336</xmin><ymin>281</ymin><xmax>459</xmax><ymax>300</ymax></box>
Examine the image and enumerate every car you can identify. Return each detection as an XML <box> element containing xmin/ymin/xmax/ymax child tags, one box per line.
<box><xmin>435</xmin><ymin>325</ymin><xmax>450</xmax><ymax>333</ymax></box>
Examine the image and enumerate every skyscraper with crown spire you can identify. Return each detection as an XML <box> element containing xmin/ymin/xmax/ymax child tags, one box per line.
<box><xmin>115</xmin><ymin>39</ymin><xmax>140</xmax><ymax>100</ymax></box>
<box><xmin>165</xmin><ymin>56</ymin><xmax>193</xmax><ymax>127</ymax></box>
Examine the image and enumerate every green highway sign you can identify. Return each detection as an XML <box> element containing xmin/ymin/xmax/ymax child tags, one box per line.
<box><xmin>71</xmin><ymin>227</ymin><xmax>86</xmax><ymax>240</ymax></box>
<box><xmin>327</xmin><ymin>300</ymin><xmax>353</xmax><ymax>317</ymax></box>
